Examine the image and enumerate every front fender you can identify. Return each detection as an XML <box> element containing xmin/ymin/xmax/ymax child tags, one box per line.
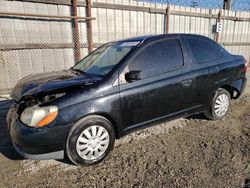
<box><xmin>55</xmin><ymin>92</ymin><xmax>123</xmax><ymax>134</ymax></box>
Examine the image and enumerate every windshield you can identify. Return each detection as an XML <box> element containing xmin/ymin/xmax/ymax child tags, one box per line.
<box><xmin>72</xmin><ymin>41</ymin><xmax>140</xmax><ymax>77</ymax></box>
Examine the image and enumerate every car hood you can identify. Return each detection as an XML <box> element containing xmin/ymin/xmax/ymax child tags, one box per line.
<box><xmin>11</xmin><ymin>70</ymin><xmax>97</xmax><ymax>101</ymax></box>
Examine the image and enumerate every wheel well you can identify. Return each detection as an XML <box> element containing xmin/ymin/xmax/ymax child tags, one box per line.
<box><xmin>220</xmin><ymin>85</ymin><xmax>239</xmax><ymax>99</ymax></box>
<box><xmin>73</xmin><ymin>113</ymin><xmax>121</xmax><ymax>139</ymax></box>
<box><xmin>90</xmin><ymin>113</ymin><xmax>120</xmax><ymax>139</ymax></box>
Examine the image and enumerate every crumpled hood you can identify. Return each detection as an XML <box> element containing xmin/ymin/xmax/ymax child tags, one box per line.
<box><xmin>11</xmin><ymin>70</ymin><xmax>97</xmax><ymax>101</ymax></box>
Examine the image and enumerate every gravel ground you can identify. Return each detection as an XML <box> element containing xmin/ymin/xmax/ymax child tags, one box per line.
<box><xmin>0</xmin><ymin>73</ymin><xmax>249</xmax><ymax>187</ymax></box>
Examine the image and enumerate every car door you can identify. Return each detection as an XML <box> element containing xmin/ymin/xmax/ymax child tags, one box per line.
<box><xmin>183</xmin><ymin>36</ymin><xmax>225</xmax><ymax>106</ymax></box>
<box><xmin>118</xmin><ymin>37</ymin><xmax>197</xmax><ymax>132</ymax></box>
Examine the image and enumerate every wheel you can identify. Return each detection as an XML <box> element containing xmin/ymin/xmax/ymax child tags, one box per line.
<box><xmin>204</xmin><ymin>88</ymin><xmax>231</xmax><ymax>120</ymax></box>
<box><xmin>66</xmin><ymin>115</ymin><xmax>115</xmax><ymax>166</ymax></box>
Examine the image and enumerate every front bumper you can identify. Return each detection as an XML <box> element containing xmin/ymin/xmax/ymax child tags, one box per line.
<box><xmin>13</xmin><ymin>143</ymin><xmax>64</xmax><ymax>160</ymax></box>
<box><xmin>7</xmin><ymin>106</ymin><xmax>72</xmax><ymax>160</ymax></box>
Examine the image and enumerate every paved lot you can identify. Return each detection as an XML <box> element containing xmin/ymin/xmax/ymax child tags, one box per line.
<box><xmin>0</xmin><ymin>73</ymin><xmax>249</xmax><ymax>187</ymax></box>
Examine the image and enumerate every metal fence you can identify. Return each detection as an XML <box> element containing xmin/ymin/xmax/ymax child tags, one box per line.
<box><xmin>0</xmin><ymin>28</ymin><xmax>77</xmax><ymax>93</ymax></box>
<box><xmin>142</xmin><ymin>0</ymin><xmax>250</xmax><ymax>12</ymax></box>
<box><xmin>0</xmin><ymin>0</ymin><xmax>250</xmax><ymax>95</ymax></box>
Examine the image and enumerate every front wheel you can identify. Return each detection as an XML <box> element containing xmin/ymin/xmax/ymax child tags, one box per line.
<box><xmin>204</xmin><ymin>88</ymin><xmax>231</xmax><ymax>120</ymax></box>
<box><xmin>66</xmin><ymin>115</ymin><xmax>115</xmax><ymax>166</ymax></box>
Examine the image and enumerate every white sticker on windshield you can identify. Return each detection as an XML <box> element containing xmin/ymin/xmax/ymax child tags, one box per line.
<box><xmin>120</xmin><ymin>41</ymin><xmax>140</xmax><ymax>47</ymax></box>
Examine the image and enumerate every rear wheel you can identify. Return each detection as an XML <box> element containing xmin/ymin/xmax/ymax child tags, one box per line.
<box><xmin>66</xmin><ymin>115</ymin><xmax>115</xmax><ymax>166</ymax></box>
<box><xmin>204</xmin><ymin>88</ymin><xmax>231</xmax><ymax>120</ymax></box>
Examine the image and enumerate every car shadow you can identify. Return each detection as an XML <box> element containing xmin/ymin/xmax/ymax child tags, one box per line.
<box><xmin>57</xmin><ymin>158</ymin><xmax>74</xmax><ymax>165</ymax></box>
<box><xmin>185</xmin><ymin>113</ymin><xmax>208</xmax><ymax>120</ymax></box>
<box><xmin>0</xmin><ymin>100</ymin><xmax>23</xmax><ymax>160</ymax></box>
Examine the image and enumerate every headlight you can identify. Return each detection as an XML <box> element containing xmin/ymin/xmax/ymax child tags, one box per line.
<box><xmin>20</xmin><ymin>106</ymin><xmax>58</xmax><ymax>128</ymax></box>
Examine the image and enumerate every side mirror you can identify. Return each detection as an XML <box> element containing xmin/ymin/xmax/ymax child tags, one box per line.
<box><xmin>125</xmin><ymin>70</ymin><xmax>143</xmax><ymax>83</ymax></box>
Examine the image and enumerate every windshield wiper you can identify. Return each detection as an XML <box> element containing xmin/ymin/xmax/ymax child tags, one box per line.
<box><xmin>70</xmin><ymin>68</ymin><xmax>104</xmax><ymax>79</ymax></box>
<box><xmin>70</xmin><ymin>68</ymin><xmax>97</xmax><ymax>79</ymax></box>
<box><xmin>70</xmin><ymin>68</ymin><xmax>85</xmax><ymax>75</ymax></box>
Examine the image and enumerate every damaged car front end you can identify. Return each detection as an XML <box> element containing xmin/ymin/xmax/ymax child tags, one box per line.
<box><xmin>6</xmin><ymin>40</ymin><xmax>138</xmax><ymax>161</ymax></box>
<box><xmin>7</xmin><ymin>70</ymin><xmax>99</xmax><ymax>160</ymax></box>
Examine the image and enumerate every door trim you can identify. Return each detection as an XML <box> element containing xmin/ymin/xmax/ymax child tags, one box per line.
<box><xmin>122</xmin><ymin>104</ymin><xmax>203</xmax><ymax>134</ymax></box>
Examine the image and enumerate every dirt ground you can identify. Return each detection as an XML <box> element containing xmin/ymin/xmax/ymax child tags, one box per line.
<box><xmin>0</xmin><ymin>73</ymin><xmax>249</xmax><ymax>187</ymax></box>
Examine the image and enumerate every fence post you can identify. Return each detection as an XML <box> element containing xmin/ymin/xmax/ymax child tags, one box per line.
<box><xmin>223</xmin><ymin>0</ymin><xmax>231</xmax><ymax>10</ymax></box>
<box><xmin>165</xmin><ymin>5</ymin><xmax>170</xmax><ymax>34</ymax></box>
<box><xmin>72</xmin><ymin>0</ymin><xmax>81</xmax><ymax>62</ymax></box>
<box><xmin>86</xmin><ymin>0</ymin><xmax>93</xmax><ymax>53</ymax></box>
<box><xmin>215</xmin><ymin>10</ymin><xmax>222</xmax><ymax>43</ymax></box>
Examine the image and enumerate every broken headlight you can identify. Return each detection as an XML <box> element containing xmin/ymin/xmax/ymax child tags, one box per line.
<box><xmin>20</xmin><ymin>106</ymin><xmax>58</xmax><ymax>128</ymax></box>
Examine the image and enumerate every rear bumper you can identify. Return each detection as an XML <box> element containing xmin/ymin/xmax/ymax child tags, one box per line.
<box><xmin>232</xmin><ymin>77</ymin><xmax>247</xmax><ymax>98</ymax></box>
<box><xmin>240</xmin><ymin>77</ymin><xmax>247</xmax><ymax>93</ymax></box>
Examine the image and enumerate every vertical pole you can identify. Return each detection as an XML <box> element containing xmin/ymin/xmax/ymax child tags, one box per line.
<box><xmin>165</xmin><ymin>5</ymin><xmax>170</xmax><ymax>34</ymax></box>
<box><xmin>215</xmin><ymin>10</ymin><xmax>222</xmax><ymax>43</ymax></box>
<box><xmin>223</xmin><ymin>0</ymin><xmax>231</xmax><ymax>10</ymax></box>
<box><xmin>86</xmin><ymin>0</ymin><xmax>93</xmax><ymax>53</ymax></box>
<box><xmin>72</xmin><ymin>0</ymin><xmax>81</xmax><ymax>62</ymax></box>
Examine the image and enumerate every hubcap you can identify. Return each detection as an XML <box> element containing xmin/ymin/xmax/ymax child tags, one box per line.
<box><xmin>214</xmin><ymin>93</ymin><xmax>229</xmax><ymax>117</ymax></box>
<box><xmin>76</xmin><ymin>125</ymin><xmax>110</xmax><ymax>160</ymax></box>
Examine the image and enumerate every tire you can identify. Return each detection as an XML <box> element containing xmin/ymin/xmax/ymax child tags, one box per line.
<box><xmin>66</xmin><ymin>115</ymin><xmax>115</xmax><ymax>166</ymax></box>
<box><xmin>204</xmin><ymin>88</ymin><xmax>231</xmax><ymax>120</ymax></box>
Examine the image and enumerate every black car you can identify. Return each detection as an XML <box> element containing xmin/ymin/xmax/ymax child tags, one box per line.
<box><xmin>7</xmin><ymin>34</ymin><xmax>247</xmax><ymax>166</ymax></box>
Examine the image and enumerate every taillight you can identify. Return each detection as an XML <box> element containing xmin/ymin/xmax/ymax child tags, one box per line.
<box><xmin>244</xmin><ymin>57</ymin><xmax>248</xmax><ymax>72</ymax></box>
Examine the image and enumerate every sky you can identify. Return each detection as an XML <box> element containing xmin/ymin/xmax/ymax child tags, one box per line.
<box><xmin>140</xmin><ymin>0</ymin><xmax>250</xmax><ymax>11</ymax></box>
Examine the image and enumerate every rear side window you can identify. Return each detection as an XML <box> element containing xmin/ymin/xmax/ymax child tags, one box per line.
<box><xmin>128</xmin><ymin>38</ymin><xmax>183</xmax><ymax>78</ymax></box>
<box><xmin>186</xmin><ymin>36</ymin><xmax>223</xmax><ymax>63</ymax></box>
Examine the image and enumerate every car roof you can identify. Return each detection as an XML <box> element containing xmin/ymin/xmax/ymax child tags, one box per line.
<box><xmin>118</xmin><ymin>35</ymin><xmax>155</xmax><ymax>42</ymax></box>
<box><xmin>117</xmin><ymin>34</ymin><xmax>211</xmax><ymax>43</ymax></box>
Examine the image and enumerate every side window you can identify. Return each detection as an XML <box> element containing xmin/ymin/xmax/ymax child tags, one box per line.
<box><xmin>128</xmin><ymin>38</ymin><xmax>184</xmax><ymax>79</ymax></box>
<box><xmin>186</xmin><ymin>36</ymin><xmax>223</xmax><ymax>63</ymax></box>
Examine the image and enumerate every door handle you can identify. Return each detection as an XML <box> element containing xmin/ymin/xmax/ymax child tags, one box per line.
<box><xmin>181</xmin><ymin>79</ymin><xmax>192</xmax><ymax>88</ymax></box>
